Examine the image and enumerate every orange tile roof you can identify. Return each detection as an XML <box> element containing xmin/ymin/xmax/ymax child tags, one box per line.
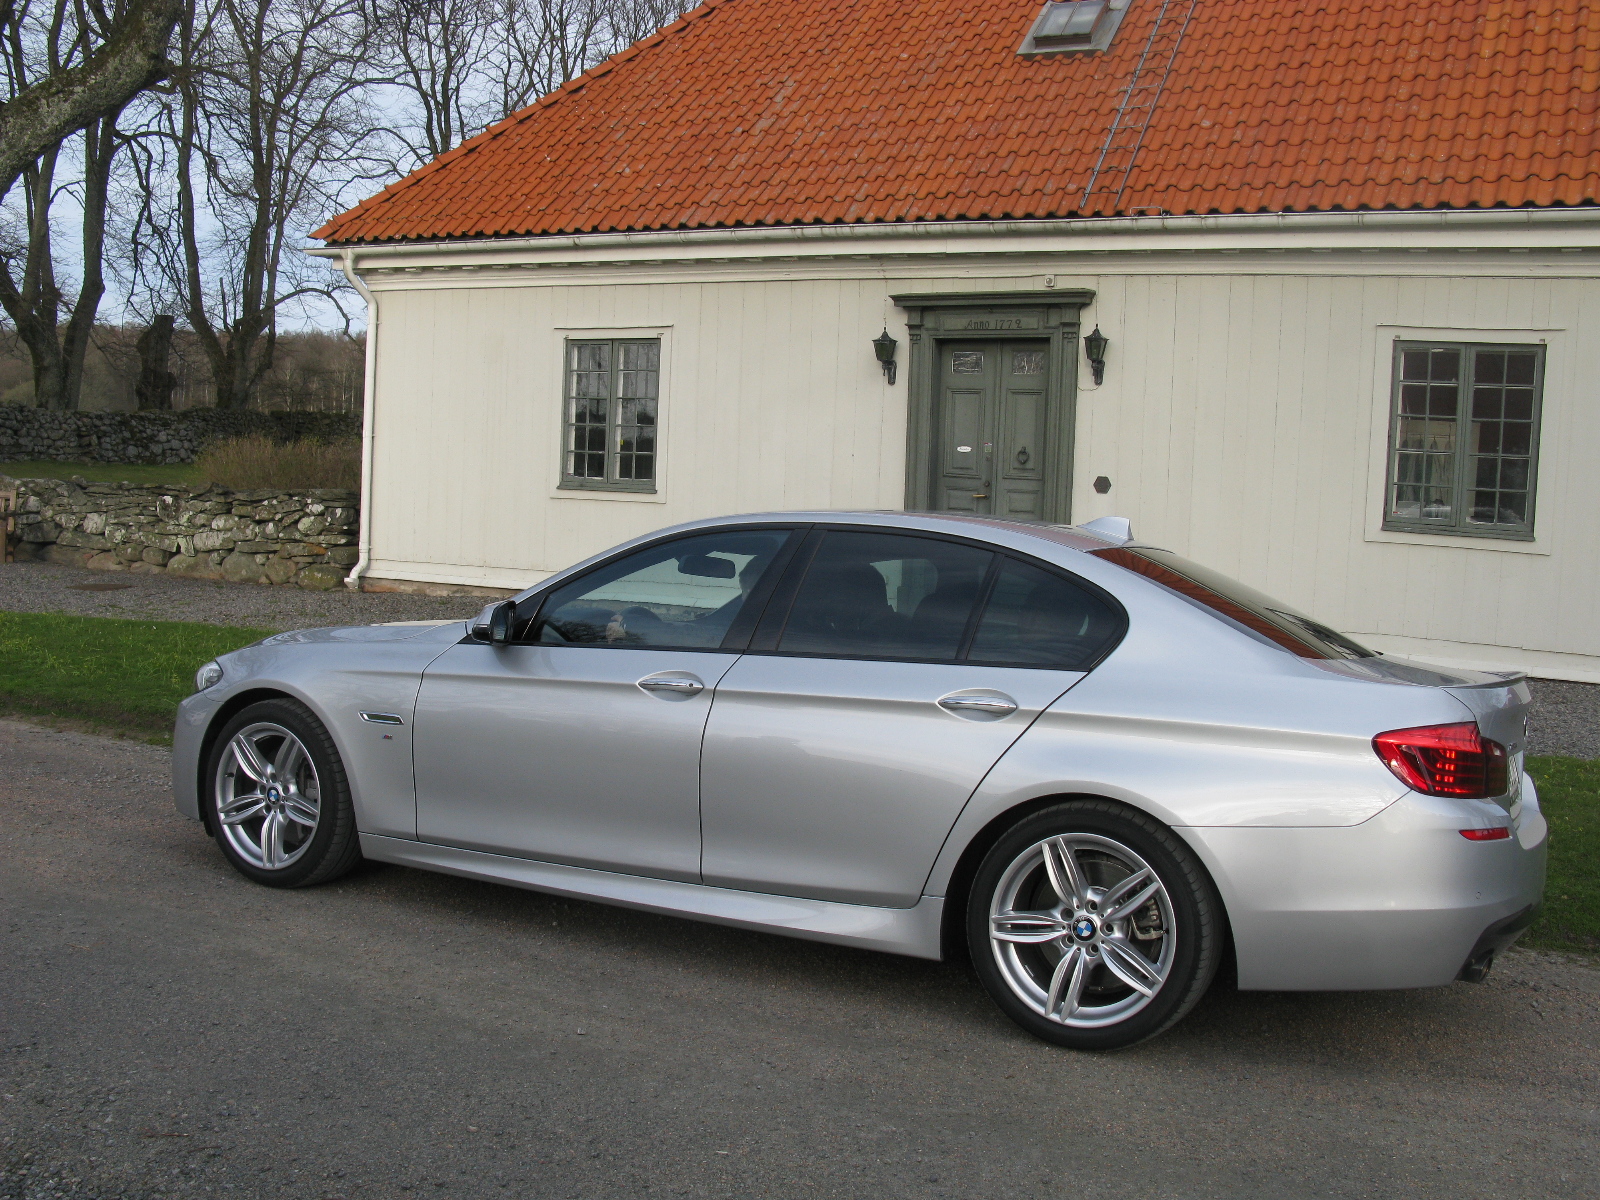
<box><xmin>316</xmin><ymin>0</ymin><xmax>1600</xmax><ymax>244</ymax></box>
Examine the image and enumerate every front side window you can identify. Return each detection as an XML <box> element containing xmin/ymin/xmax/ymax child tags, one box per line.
<box><xmin>1384</xmin><ymin>342</ymin><xmax>1543</xmax><ymax>540</ymax></box>
<box><xmin>533</xmin><ymin>529</ymin><xmax>791</xmax><ymax>650</ymax></box>
<box><xmin>562</xmin><ymin>339</ymin><xmax>660</xmax><ymax>491</ymax></box>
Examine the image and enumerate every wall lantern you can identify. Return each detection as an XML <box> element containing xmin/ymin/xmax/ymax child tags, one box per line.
<box><xmin>1083</xmin><ymin>325</ymin><xmax>1109</xmax><ymax>385</ymax></box>
<box><xmin>872</xmin><ymin>329</ymin><xmax>899</xmax><ymax>385</ymax></box>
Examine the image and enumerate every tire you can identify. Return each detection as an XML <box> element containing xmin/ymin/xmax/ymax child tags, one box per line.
<box><xmin>967</xmin><ymin>799</ymin><xmax>1223</xmax><ymax>1050</ymax></box>
<box><xmin>202</xmin><ymin>698</ymin><xmax>362</xmax><ymax>889</ymax></box>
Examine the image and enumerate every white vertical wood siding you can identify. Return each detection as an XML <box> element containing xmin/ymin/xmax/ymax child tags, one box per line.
<box><xmin>365</xmin><ymin>261</ymin><xmax>1600</xmax><ymax>678</ymax></box>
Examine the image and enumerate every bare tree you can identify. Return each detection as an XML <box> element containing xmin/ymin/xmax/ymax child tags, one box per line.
<box><xmin>0</xmin><ymin>0</ymin><xmax>182</xmax><ymax>409</ymax></box>
<box><xmin>125</xmin><ymin>0</ymin><xmax>382</xmax><ymax>409</ymax></box>
<box><xmin>374</xmin><ymin>0</ymin><xmax>691</xmax><ymax>171</ymax></box>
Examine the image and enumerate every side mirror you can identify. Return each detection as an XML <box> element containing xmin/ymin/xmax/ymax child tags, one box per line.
<box><xmin>471</xmin><ymin>600</ymin><xmax>518</xmax><ymax>645</ymax></box>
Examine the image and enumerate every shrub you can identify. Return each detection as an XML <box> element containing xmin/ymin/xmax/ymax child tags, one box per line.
<box><xmin>194</xmin><ymin>435</ymin><xmax>360</xmax><ymax>491</ymax></box>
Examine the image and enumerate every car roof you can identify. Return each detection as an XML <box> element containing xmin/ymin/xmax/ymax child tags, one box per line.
<box><xmin>667</xmin><ymin>510</ymin><xmax>1119</xmax><ymax>555</ymax></box>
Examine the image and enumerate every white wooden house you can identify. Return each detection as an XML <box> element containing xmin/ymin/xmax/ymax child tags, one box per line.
<box><xmin>314</xmin><ymin>0</ymin><xmax>1600</xmax><ymax>682</ymax></box>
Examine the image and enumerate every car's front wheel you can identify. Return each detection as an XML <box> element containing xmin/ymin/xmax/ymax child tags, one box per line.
<box><xmin>203</xmin><ymin>698</ymin><xmax>361</xmax><ymax>888</ymax></box>
<box><xmin>967</xmin><ymin>800</ymin><xmax>1223</xmax><ymax>1050</ymax></box>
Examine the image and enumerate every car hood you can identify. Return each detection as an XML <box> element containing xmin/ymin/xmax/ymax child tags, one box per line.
<box><xmin>259</xmin><ymin>620</ymin><xmax>468</xmax><ymax>646</ymax></box>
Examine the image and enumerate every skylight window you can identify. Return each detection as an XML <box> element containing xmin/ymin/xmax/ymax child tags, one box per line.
<box><xmin>1019</xmin><ymin>0</ymin><xmax>1131</xmax><ymax>56</ymax></box>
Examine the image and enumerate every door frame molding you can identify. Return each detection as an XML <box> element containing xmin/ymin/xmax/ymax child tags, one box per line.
<box><xmin>892</xmin><ymin>290</ymin><xmax>1095</xmax><ymax>524</ymax></box>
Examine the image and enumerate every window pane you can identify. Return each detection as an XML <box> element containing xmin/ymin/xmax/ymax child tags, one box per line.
<box><xmin>968</xmin><ymin>559</ymin><xmax>1121</xmax><ymax>669</ymax></box>
<box><xmin>1401</xmin><ymin>350</ymin><xmax>1432</xmax><ymax>380</ymax></box>
<box><xmin>778</xmin><ymin>531</ymin><xmax>991</xmax><ymax>660</ymax></box>
<box><xmin>1455</xmin><ymin>346</ymin><xmax>1541</xmax><ymax>529</ymax></box>
<box><xmin>616</xmin><ymin>397</ymin><xmax>657</xmax><ymax>482</ymax></box>
<box><xmin>567</xmin><ymin>396</ymin><xmax>609</xmax><ymax>478</ymax></box>
<box><xmin>617</xmin><ymin>341</ymin><xmax>660</xmax><ymax>402</ymax></box>
<box><xmin>1474</xmin><ymin>352</ymin><xmax>1505</xmax><ymax>384</ymax></box>
<box><xmin>1428</xmin><ymin>349</ymin><xmax>1460</xmax><ymax>381</ymax></box>
<box><xmin>1503</xmin><ymin>388</ymin><xmax>1534</xmax><ymax>421</ymax></box>
<box><xmin>1504</xmin><ymin>353</ymin><xmax>1537</xmax><ymax>386</ymax></box>
<box><xmin>536</xmin><ymin>530</ymin><xmax>790</xmax><ymax>649</ymax></box>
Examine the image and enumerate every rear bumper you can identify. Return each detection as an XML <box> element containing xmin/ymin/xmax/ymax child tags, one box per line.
<box><xmin>1182</xmin><ymin>774</ymin><xmax>1548</xmax><ymax>991</ymax></box>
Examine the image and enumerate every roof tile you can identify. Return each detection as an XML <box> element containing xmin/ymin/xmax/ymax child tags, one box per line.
<box><xmin>316</xmin><ymin>0</ymin><xmax>1600</xmax><ymax>243</ymax></box>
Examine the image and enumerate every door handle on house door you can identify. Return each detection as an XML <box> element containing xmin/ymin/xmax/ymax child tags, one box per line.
<box><xmin>637</xmin><ymin>672</ymin><xmax>705</xmax><ymax>699</ymax></box>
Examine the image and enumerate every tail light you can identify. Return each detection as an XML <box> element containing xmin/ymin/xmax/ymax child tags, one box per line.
<box><xmin>1372</xmin><ymin>722</ymin><xmax>1509</xmax><ymax>798</ymax></box>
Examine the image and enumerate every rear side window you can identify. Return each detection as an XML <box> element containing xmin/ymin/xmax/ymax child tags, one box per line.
<box><xmin>777</xmin><ymin>531</ymin><xmax>992</xmax><ymax>661</ymax></box>
<box><xmin>968</xmin><ymin>558</ymin><xmax>1123</xmax><ymax>669</ymax></box>
<box><xmin>771</xmin><ymin>530</ymin><xmax>1124</xmax><ymax>669</ymax></box>
<box><xmin>1091</xmin><ymin>546</ymin><xmax>1375</xmax><ymax>660</ymax></box>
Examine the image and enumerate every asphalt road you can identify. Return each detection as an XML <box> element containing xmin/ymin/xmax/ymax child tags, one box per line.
<box><xmin>2</xmin><ymin>722</ymin><xmax>1596</xmax><ymax>1200</ymax></box>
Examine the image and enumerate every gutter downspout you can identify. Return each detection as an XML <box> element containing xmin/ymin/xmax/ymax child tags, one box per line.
<box><xmin>338</xmin><ymin>248</ymin><xmax>377</xmax><ymax>591</ymax></box>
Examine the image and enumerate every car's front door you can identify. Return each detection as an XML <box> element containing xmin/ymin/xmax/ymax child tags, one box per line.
<box><xmin>412</xmin><ymin>527</ymin><xmax>796</xmax><ymax>882</ymax></box>
<box><xmin>699</xmin><ymin>529</ymin><xmax>1124</xmax><ymax>908</ymax></box>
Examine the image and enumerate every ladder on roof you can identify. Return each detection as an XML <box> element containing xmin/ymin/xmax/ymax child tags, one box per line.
<box><xmin>1079</xmin><ymin>0</ymin><xmax>1200</xmax><ymax>213</ymax></box>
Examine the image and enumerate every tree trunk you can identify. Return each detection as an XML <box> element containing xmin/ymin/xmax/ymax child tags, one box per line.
<box><xmin>58</xmin><ymin>113</ymin><xmax>117</xmax><ymax>411</ymax></box>
<box><xmin>0</xmin><ymin>151</ymin><xmax>69</xmax><ymax>409</ymax></box>
<box><xmin>135</xmin><ymin>315</ymin><xmax>177</xmax><ymax>410</ymax></box>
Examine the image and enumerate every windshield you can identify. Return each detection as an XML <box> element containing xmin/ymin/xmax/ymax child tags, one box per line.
<box><xmin>1090</xmin><ymin>546</ymin><xmax>1376</xmax><ymax>660</ymax></box>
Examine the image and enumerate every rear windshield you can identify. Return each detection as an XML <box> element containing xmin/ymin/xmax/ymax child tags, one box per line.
<box><xmin>1089</xmin><ymin>546</ymin><xmax>1376</xmax><ymax>660</ymax></box>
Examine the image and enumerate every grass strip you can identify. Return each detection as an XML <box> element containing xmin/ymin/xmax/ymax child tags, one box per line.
<box><xmin>1524</xmin><ymin>755</ymin><xmax>1600</xmax><ymax>955</ymax></box>
<box><xmin>0</xmin><ymin>611</ymin><xmax>270</xmax><ymax>743</ymax></box>
<box><xmin>1</xmin><ymin>459</ymin><xmax>208</xmax><ymax>487</ymax></box>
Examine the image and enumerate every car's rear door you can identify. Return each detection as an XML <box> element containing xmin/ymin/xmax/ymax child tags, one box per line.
<box><xmin>412</xmin><ymin>526</ymin><xmax>797</xmax><ymax>882</ymax></box>
<box><xmin>698</xmin><ymin>528</ymin><xmax>1124</xmax><ymax>908</ymax></box>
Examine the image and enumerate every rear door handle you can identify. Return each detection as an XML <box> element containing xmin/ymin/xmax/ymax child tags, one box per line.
<box><xmin>937</xmin><ymin>691</ymin><xmax>1018</xmax><ymax>719</ymax></box>
<box><xmin>637</xmin><ymin>672</ymin><xmax>705</xmax><ymax>699</ymax></box>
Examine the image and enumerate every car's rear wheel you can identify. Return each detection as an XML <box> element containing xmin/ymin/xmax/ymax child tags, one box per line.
<box><xmin>967</xmin><ymin>800</ymin><xmax>1222</xmax><ymax>1050</ymax></box>
<box><xmin>203</xmin><ymin>698</ymin><xmax>361</xmax><ymax>888</ymax></box>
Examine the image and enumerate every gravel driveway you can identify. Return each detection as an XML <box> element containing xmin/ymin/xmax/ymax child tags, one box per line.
<box><xmin>1</xmin><ymin>720</ymin><xmax>1596</xmax><ymax>1200</ymax></box>
<box><xmin>0</xmin><ymin>559</ymin><xmax>487</xmax><ymax>630</ymax></box>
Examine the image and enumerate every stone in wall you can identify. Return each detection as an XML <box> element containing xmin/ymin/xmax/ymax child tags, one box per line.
<box><xmin>2</xmin><ymin>473</ymin><xmax>359</xmax><ymax>590</ymax></box>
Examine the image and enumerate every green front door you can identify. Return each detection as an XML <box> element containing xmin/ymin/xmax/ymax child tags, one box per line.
<box><xmin>934</xmin><ymin>340</ymin><xmax>1050</xmax><ymax>520</ymax></box>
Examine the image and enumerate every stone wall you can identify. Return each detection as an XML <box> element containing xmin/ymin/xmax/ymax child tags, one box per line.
<box><xmin>0</xmin><ymin>407</ymin><xmax>361</xmax><ymax>465</ymax></box>
<box><xmin>4</xmin><ymin>474</ymin><xmax>359</xmax><ymax>590</ymax></box>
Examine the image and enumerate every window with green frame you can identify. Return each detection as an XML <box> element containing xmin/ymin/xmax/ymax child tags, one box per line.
<box><xmin>1383</xmin><ymin>342</ymin><xmax>1544</xmax><ymax>540</ymax></box>
<box><xmin>560</xmin><ymin>339</ymin><xmax>660</xmax><ymax>492</ymax></box>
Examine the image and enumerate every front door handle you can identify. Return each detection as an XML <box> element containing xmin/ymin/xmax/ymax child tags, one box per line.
<box><xmin>937</xmin><ymin>691</ymin><xmax>1019</xmax><ymax>719</ymax></box>
<box><xmin>637</xmin><ymin>672</ymin><xmax>705</xmax><ymax>699</ymax></box>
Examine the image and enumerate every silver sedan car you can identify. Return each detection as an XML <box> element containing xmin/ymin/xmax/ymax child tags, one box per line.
<box><xmin>174</xmin><ymin>512</ymin><xmax>1547</xmax><ymax>1049</ymax></box>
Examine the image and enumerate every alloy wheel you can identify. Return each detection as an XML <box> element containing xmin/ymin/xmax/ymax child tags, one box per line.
<box><xmin>988</xmin><ymin>833</ymin><xmax>1176</xmax><ymax>1028</ymax></box>
<box><xmin>214</xmin><ymin>722</ymin><xmax>322</xmax><ymax>870</ymax></box>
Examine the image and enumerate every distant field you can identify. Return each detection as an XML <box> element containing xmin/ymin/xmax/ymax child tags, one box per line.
<box><xmin>0</xmin><ymin>459</ymin><xmax>207</xmax><ymax>486</ymax></box>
